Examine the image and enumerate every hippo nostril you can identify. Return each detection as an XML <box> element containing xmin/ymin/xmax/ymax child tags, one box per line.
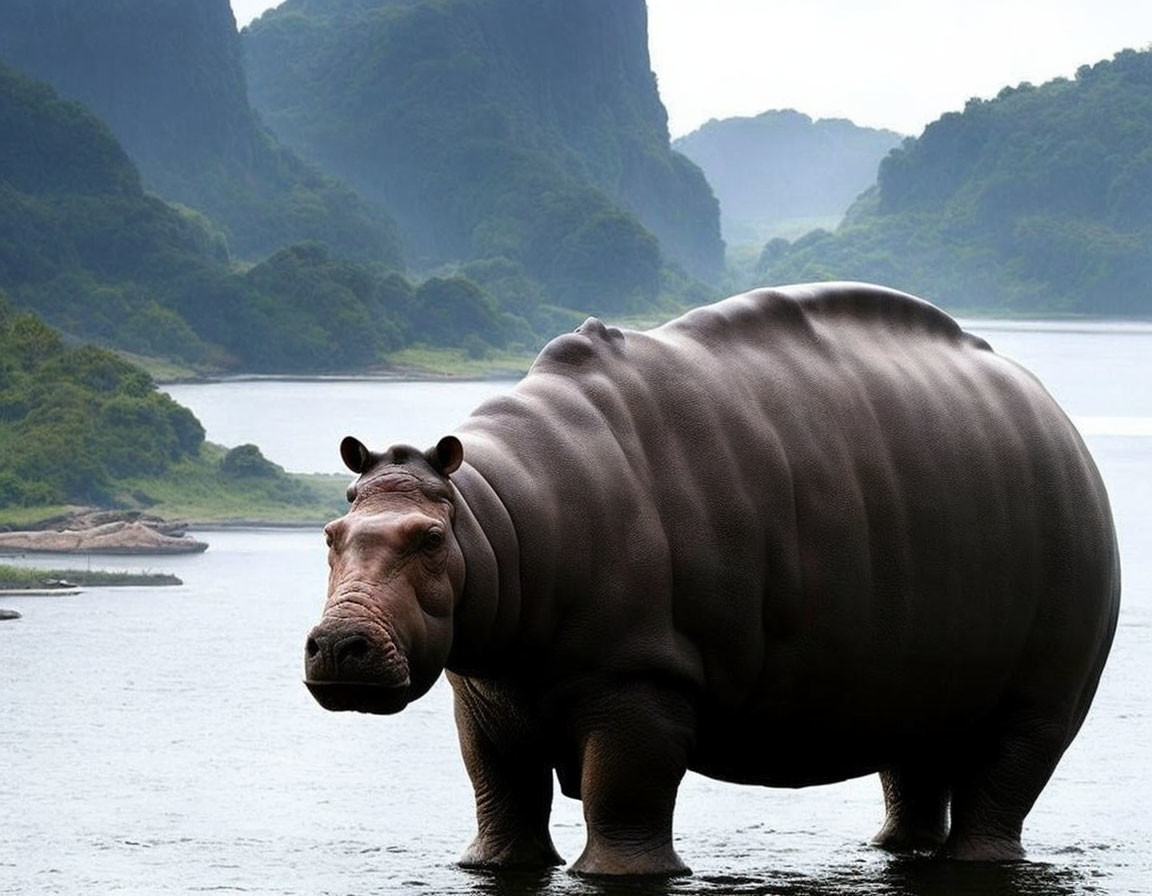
<box><xmin>305</xmin><ymin>627</ymin><xmax>379</xmax><ymax>678</ymax></box>
<box><xmin>304</xmin><ymin>624</ymin><xmax>408</xmax><ymax>688</ymax></box>
<box><xmin>334</xmin><ymin>633</ymin><xmax>370</xmax><ymax>668</ymax></box>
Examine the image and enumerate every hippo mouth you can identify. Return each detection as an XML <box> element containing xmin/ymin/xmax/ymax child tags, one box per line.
<box><xmin>303</xmin><ymin>624</ymin><xmax>413</xmax><ymax>714</ymax></box>
<box><xmin>304</xmin><ymin>678</ymin><xmax>412</xmax><ymax>714</ymax></box>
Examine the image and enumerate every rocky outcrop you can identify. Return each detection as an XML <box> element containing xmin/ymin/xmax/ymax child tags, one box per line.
<box><xmin>18</xmin><ymin>509</ymin><xmax>191</xmax><ymax>538</ymax></box>
<box><xmin>0</xmin><ymin>609</ymin><xmax>20</xmax><ymax>620</ymax></box>
<box><xmin>0</xmin><ymin>519</ymin><xmax>207</xmax><ymax>555</ymax></box>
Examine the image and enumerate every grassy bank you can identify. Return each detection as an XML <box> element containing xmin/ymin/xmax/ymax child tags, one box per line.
<box><xmin>0</xmin><ymin>565</ymin><xmax>181</xmax><ymax>588</ymax></box>
<box><xmin>128</xmin><ymin>470</ymin><xmax>349</xmax><ymax>526</ymax></box>
<box><xmin>384</xmin><ymin>345</ymin><xmax>535</xmax><ymax>379</ymax></box>
<box><xmin>142</xmin><ymin>346</ymin><xmax>537</xmax><ymax>385</ymax></box>
<box><xmin>0</xmin><ymin>445</ymin><xmax>350</xmax><ymax>531</ymax></box>
<box><xmin>120</xmin><ymin>446</ymin><xmax>349</xmax><ymax>526</ymax></box>
<box><xmin>0</xmin><ymin>505</ymin><xmax>74</xmax><ymax>530</ymax></box>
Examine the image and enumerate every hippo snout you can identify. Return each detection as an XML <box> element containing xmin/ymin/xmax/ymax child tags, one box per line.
<box><xmin>304</xmin><ymin>621</ymin><xmax>412</xmax><ymax>714</ymax></box>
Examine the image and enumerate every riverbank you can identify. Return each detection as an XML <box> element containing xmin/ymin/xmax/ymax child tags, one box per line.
<box><xmin>0</xmin><ymin>566</ymin><xmax>182</xmax><ymax>589</ymax></box>
<box><xmin>138</xmin><ymin>345</ymin><xmax>538</xmax><ymax>385</ymax></box>
<box><xmin>121</xmin><ymin>470</ymin><xmax>348</xmax><ymax>527</ymax></box>
<box><xmin>0</xmin><ymin>566</ymin><xmax>183</xmax><ymax>622</ymax></box>
<box><xmin>0</xmin><ymin>468</ymin><xmax>348</xmax><ymax>553</ymax></box>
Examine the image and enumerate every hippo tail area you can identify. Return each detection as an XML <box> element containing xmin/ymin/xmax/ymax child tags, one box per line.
<box><xmin>1068</xmin><ymin>519</ymin><xmax>1122</xmax><ymax>741</ymax></box>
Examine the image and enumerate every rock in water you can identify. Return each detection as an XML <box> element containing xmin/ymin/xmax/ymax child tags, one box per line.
<box><xmin>0</xmin><ymin>521</ymin><xmax>207</xmax><ymax>554</ymax></box>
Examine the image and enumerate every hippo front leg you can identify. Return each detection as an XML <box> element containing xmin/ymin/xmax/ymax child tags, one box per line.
<box><xmin>569</xmin><ymin>682</ymin><xmax>694</xmax><ymax>877</ymax></box>
<box><xmin>450</xmin><ymin>675</ymin><xmax>563</xmax><ymax>870</ymax></box>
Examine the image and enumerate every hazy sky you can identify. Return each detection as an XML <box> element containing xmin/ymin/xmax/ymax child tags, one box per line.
<box><xmin>230</xmin><ymin>0</ymin><xmax>1152</xmax><ymax>137</ymax></box>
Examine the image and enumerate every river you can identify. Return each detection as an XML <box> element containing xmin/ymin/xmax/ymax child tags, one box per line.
<box><xmin>1</xmin><ymin>320</ymin><xmax>1149</xmax><ymax>895</ymax></box>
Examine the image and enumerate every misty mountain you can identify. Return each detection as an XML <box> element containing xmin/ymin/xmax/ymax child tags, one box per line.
<box><xmin>760</xmin><ymin>48</ymin><xmax>1152</xmax><ymax>316</ymax></box>
<box><xmin>0</xmin><ymin>0</ymin><xmax>402</xmax><ymax>266</ymax></box>
<box><xmin>0</xmin><ymin>62</ymin><xmax>505</xmax><ymax>373</ymax></box>
<box><xmin>0</xmin><ymin>60</ymin><xmax>227</xmax><ymax>361</ymax></box>
<box><xmin>242</xmin><ymin>0</ymin><xmax>723</xmax><ymax>308</ymax></box>
<box><xmin>674</xmin><ymin>109</ymin><xmax>903</xmax><ymax>245</ymax></box>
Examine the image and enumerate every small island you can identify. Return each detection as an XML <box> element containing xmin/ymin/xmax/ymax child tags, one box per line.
<box><xmin>0</xmin><ymin>565</ymin><xmax>181</xmax><ymax>590</ymax></box>
<box><xmin>0</xmin><ymin>563</ymin><xmax>183</xmax><ymax>621</ymax></box>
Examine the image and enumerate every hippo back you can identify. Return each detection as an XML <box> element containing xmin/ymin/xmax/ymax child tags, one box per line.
<box><xmin>449</xmin><ymin>282</ymin><xmax>1117</xmax><ymax>782</ymax></box>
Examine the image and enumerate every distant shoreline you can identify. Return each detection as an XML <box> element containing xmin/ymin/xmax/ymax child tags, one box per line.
<box><xmin>186</xmin><ymin>520</ymin><xmax>325</xmax><ymax>530</ymax></box>
<box><xmin>157</xmin><ymin>370</ymin><xmax>521</xmax><ymax>386</ymax></box>
<box><xmin>0</xmin><ymin>485</ymin><xmax>346</xmax><ymax>542</ymax></box>
<box><xmin>0</xmin><ymin>565</ymin><xmax>182</xmax><ymax>590</ymax></box>
<box><xmin>152</xmin><ymin>348</ymin><xmax>536</xmax><ymax>386</ymax></box>
<box><xmin>149</xmin><ymin>315</ymin><xmax>1152</xmax><ymax>385</ymax></box>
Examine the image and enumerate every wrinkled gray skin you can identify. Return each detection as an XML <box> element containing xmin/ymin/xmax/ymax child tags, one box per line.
<box><xmin>305</xmin><ymin>282</ymin><xmax>1119</xmax><ymax>877</ymax></box>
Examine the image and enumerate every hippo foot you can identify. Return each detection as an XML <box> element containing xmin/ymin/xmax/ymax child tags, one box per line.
<box><xmin>871</xmin><ymin>821</ymin><xmax>948</xmax><ymax>855</ymax></box>
<box><xmin>938</xmin><ymin>834</ymin><xmax>1025</xmax><ymax>862</ymax></box>
<box><xmin>458</xmin><ymin>836</ymin><xmax>563</xmax><ymax>871</ymax></box>
<box><xmin>569</xmin><ymin>841</ymin><xmax>691</xmax><ymax>878</ymax></box>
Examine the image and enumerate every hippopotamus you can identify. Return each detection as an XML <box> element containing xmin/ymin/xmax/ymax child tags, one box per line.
<box><xmin>304</xmin><ymin>282</ymin><xmax>1119</xmax><ymax>876</ymax></box>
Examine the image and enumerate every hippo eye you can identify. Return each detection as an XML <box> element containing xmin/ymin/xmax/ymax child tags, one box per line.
<box><xmin>422</xmin><ymin>528</ymin><xmax>445</xmax><ymax>552</ymax></box>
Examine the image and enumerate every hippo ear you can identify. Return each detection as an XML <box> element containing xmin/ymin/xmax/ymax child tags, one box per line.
<box><xmin>427</xmin><ymin>435</ymin><xmax>463</xmax><ymax>476</ymax></box>
<box><xmin>340</xmin><ymin>436</ymin><xmax>374</xmax><ymax>474</ymax></box>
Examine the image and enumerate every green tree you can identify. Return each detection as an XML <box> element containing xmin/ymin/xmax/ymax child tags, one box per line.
<box><xmin>412</xmin><ymin>277</ymin><xmax>510</xmax><ymax>347</ymax></box>
<box><xmin>220</xmin><ymin>444</ymin><xmax>280</xmax><ymax>478</ymax></box>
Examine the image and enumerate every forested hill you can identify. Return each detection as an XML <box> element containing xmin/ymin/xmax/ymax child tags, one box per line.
<box><xmin>674</xmin><ymin>110</ymin><xmax>902</xmax><ymax>245</ymax></box>
<box><xmin>0</xmin><ymin>292</ymin><xmax>341</xmax><ymax>519</ymax></box>
<box><xmin>0</xmin><ymin>293</ymin><xmax>204</xmax><ymax>507</ymax></box>
<box><xmin>0</xmin><ymin>0</ymin><xmax>401</xmax><ymax>265</ymax></box>
<box><xmin>243</xmin><ymin>0</ymin><xmax>723</xmax><ymax>301</ymax></box>
<box><xmin>0</xmin><ymin>60</ymin><xmax>227</xmax><ymax>361</ymax></box>
<box><xmin>0</xmin><ymin>62</ymin><xmax>527</xmax><ymax>373</ymax></box>
<box><xmin>760</xmin><ymin>48</ymin><xmax>1152</xmax><ymax>316</ymax></box>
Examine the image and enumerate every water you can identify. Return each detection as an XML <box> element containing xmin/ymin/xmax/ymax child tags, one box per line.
<box><xmin>162</xmin><ymin>379</ymin><xmax>512</xmax><ymax>474</ymax></box>
<box><xmin>2</xmin><ymin>321</ymin><xmax>1150</xmax><ymax>894</ymax></box>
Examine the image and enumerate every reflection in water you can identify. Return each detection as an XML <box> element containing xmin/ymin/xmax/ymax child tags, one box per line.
<box><xmin>438</xmin><ymin>856</ymin><xmax>1092</xmax><ymax>896</ymax></box>
<box><xmin>872</xmin><ymin>858</ymin><xmax>1091</xmax><ymax>896</ymax></box>
<box><xmin>462</xmin><ymin>867</ymin><xmax>563</xmax><ymax>895</ymax></box>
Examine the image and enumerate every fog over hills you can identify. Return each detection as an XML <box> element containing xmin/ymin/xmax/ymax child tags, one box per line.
<box><xmin>675</xmin><ymin>109</ymin><xmax>903</xmax><ymax>246</ymax></box>
<box><xmin>243</xmin><ymin>0</ymin><xmax>723</xmax><ymax>298</ymax></box>
<box><xmin>761</xmin><ymin>49</ymin><xmax>1152</xmax><ymax>316</ymax></box>
<box><xmin>0</xmin><ymin>0</ymin><xmax>401</xmax><ymax>265</ymax></box>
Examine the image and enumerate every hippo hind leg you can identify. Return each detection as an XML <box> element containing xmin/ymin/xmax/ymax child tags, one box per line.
<box><xmin>872</xmin><ymin>764</ymin><xmax>950</xmax><ymax>854</ymax></box>
<box><xmin>942</xmin><ymin>712</ymin><xmax>1071</xmax><ymax>861</ymax></box>
<box><xmin>873</xmin><ymin>710</ymin><xmax>1072</xmax><ymax>861</ymax></box>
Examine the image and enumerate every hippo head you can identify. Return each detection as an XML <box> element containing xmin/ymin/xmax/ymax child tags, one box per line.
<box><xmin>304</xmin><ymin>434</ymin><xmax>465</xmax><ymax>714</ymax></box>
